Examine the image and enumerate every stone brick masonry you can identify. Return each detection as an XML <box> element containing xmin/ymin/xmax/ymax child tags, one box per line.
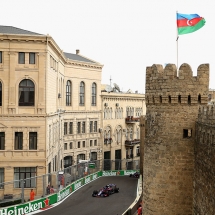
<box><xmin>144</xmin><ymin>63</ymin><xmax>209</xmax><ymax>215</ymax></box>
<box><xmin>194</xmin><ymin>106</ymin><xmax>215</xmax><ymax>215</ymax></box>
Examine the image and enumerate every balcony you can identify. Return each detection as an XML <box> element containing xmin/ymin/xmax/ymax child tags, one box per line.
<box><xmin>126</xmin><ymin>154</ymin><xmax>134</xmax><ymax>159</ymax></box>
<box><xmin>125</xmin><ymin>139</ymin><xmax>140</xmax><ymax>147</ymax></box>
<box><xmin>125</xmin><ymin>116</ymin><xmax>140</xmax><ymax>123</ymax></box>
<box><xmin>104</xmin><ymin>138</ymin><xmax>112</xmax><ymax>144</ymax></box>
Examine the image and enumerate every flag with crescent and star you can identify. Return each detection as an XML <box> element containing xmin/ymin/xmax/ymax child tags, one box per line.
<box><xmin>177</xmin><ymin>13</ymin><xmax>206</xmax><ymax>35</ymax></box>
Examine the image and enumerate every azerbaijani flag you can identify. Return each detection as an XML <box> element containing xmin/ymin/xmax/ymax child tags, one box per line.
<box><xmin>177</xmin><ymin>13</ymin><xmax>206</xmax><ymax>35</ymax></box>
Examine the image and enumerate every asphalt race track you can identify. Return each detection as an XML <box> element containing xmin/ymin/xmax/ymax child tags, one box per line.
<box><xmin>40</xmin><ymin>176</ymin><xmax>138</xmax><ymax>215</ymax></box>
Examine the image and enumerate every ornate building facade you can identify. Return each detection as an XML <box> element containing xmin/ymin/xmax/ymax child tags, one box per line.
<box><xmin>0</xmin><ymin>26</ymin><xmax>103</xmax><ymax>197</ymax></box>
<box><xmin>0</xmin><ymin>26</ymin><xmax>146</xmax><ymax>198</ymax></box>
<box><xmin>101</xmin><ymin>89</ymin><xmax>145</xmax><ymax>169</ymax></box>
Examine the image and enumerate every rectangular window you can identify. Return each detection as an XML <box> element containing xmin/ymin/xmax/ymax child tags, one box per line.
<box><xmin>183</xmin><ymin>129</ymin><xmax>192</xmax><ymax>138</ymax></box>
<box><xmin>90</xmin><ymin>140</ymin><xmax>93</xmax><ymax>147</ymax></box>
<box><xmin>29</xmin><ymin>132</ymin><xmax>37</xmax><ymax>150</ymax></box>
<box><xmin>0</xmin><ymin>168</ymin><xmax>4</xmax><ymax>188</ymax></box>
<box><xmin>78</xmin><ymin>141</ymin><xmax>80</xmax><ymax>148</ymax></box>
<box><xmin>0</xmin><ymin>51</ymin><xmax>2</xmax><ymax>63</ymax></box>
<box><xmin>91</xmin><ymin>152</ymin><xmax>97</xmax><ymax>160</ymax></box>
<box><xmin>69</xmin><ymin>142</ymin><xmax>73</xmax><ymax>149</ymax></box>
<box><xmin>94</xmin><ymin>121</ymin><xmax>97</xmax><ymax>132</ymax></box>
<box><xmin>18</xmin><ymin>52</ymin><xmax>25</xmax><ymax>64</ymax></box>
<box><xmin>0</xmin><ymin>81</ymin><xmax>2</xmax><ymax>106</ymax></box>
<box><xmin>64</xmin><ymin>143</ymin><xmax>67</xmax><ymax>150</ymax></box>
<box><xmin>90</xmin><ymin>121</ymin><xmax>93</xmax><ymax>133</ymax></box>
<box><xmin>64</xmin><ymin>122</ymin><xmax>68</xmax><ymax>135</ymax></box>
<box><xmin>77</xmin><ymin>122</ymin><xmax>81</xmax><ymax>134</ymax></box>
<box><xmin>15</xmin><ymin>132</ymin><xmax>23</xmax><ymax>150</ymax></box>
<box><xmin>14</xmin><ymin>167</ymin><xmax>36</xmax><ymax>188</ymax></box>
<box><xmin>77</xmin><ymin>154</ymin><xmax>85</xmax><ymax>161</ymax></box>
<box><xmin>29</xmin><ymin>53</ymin><xmax>35</xmax><ymax>64</ymax></box>
<box><xmin>0</xmin><ymin>132</ymin><xmax>5</xmax><ymax>150</ymax></box>
<box><xmin>82</xmin><ymin>122</ymin><xmax>85</xmax><ymax>133</ymax></box>
<box><xmin>69</xmin><ymin>122</ymin><xmax>73</xmax><ymax>134</ymax></box>
<box><xmin>94</xmin><ymin>140</ymin><xmax>97</xmax><ymax>146</ymax></box>
<box><xmin>83</xmin><ymin>141</ymin><xmax>85</xmax><ymax>147</ymax></box>
<box><xmin>136</xmin><ymin>146</ymin><xmax>140</xmax><ymax>156</ymax></box>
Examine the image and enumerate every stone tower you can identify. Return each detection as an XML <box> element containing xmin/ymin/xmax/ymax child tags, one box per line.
<box><xmin>144</xmin><ymin>63</ymin><xmax>209</xmax><ymax>215</ymax></box>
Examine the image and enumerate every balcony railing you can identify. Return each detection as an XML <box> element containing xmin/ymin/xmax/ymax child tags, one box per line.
<box><xmin>125</xmin><ymin>116</ymin><xmax>140</xmax><ymax>123</ymax></box>
<box><xmin>125</xmin><ymin>139</ymin><xmax>140</xmax><ymax>146</ymax></box>
<box><xmin>104</xmin><ymin>138</ymin><xmax>112</xmax><ymax>144</ymax></box>
<box><xmin>126</xmin><ymin>154</ymin><xmax>134</xmax><ymax>159</ymax></box>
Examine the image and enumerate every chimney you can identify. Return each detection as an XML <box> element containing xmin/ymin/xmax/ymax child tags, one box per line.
<box><xmin>76</xmin><ymin>49</ymin><xmax>80</xmax><ymax>55</ymax></box>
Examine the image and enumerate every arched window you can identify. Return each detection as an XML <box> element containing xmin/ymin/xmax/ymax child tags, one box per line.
<box><xmin>19</xmin><ymin>79</ymin><xmax>35</xmax><ymax>106</ymax></box>
<box><xmin>64</xmin><ymin>156</ymin><xmax>73</xmax><ymax>168</ymax></box>
<box><xmin>116</xmin><ymin>127</ymin><xmax>122</xmax><ymax>144</ymax></box>
<box><xmin>126</xmin><ymin>129</ymin><xmax>129</xmax><ymax>140</ymax></box>
<box><xmin>66</xmin><ymin>80</ymin><xmax>71</xmax><ymax>106</ymax></box>
<box><xmin>121</xmin><ymin>108</ymin><xmax>123</xmax><ymax>118</ymax></box>
<box><xmin>130</xmin><ymin>128</ymin><xmax>133</xmax><ymax>140</ymax></box>
<box><xmin>79</xmin><ymin>82</ymin><xmax>85</xmax><ymax>106</ymax></box>
<box><xmin>104</xmin><ymin>108</ymin><xmax>107</xmax><ymax>119</ymax></box>
<box><xmin>126</xmin><ymin>107</ymin><xmax>129</xmax><ymax>117</ymax></box>
<box><xmin>0</xmin><ymin>82</ymin><xmax>2</xmax><ymax>106</ymax></box>
<box><xmin>91</xmin><ymin>83</ymin><xmax>96</xmax><ymax>106</ymax></box>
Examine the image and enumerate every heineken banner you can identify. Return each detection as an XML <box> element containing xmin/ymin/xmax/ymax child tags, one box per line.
<box><xmin>0</xmin><ymin>170</ymin><xmax>137</xmax><ymax>215</ymax></box>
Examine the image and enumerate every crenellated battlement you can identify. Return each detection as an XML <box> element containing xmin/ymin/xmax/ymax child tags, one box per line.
<box><xmin>197</xmin><ymin>105</ymin><xmax>215</xmax><ymax>124</ymax></box>
<box><xmin>145</xmin><ymin>63</ymin><xmax>209</xmax><ymax>105</ymax></box>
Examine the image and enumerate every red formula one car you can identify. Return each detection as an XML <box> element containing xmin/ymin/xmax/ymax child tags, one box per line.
<box><xmin>92</xmin><ymin>184</ymin><xmax>119</xmax><ymax>197</ymax></box>
<box><xmin>92</xmin><ymin>189</ymin><xmax>109</xmax><ymax>197</ymax></box>
<box><xmin>104</xmin><ymin>184</ymin><xmax>119</xmax><ymax>195</ymax></box>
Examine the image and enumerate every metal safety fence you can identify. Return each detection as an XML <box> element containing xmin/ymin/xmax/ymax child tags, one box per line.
<box><xmin>0</xmin><ymin>159</ymin><xmax>140</xmax><ymax>205</ymax></box>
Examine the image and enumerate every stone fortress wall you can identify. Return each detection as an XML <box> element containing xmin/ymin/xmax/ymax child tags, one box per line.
<box><xmin>194</xmin><ymin>105</ymin><xmax>215</xmax><ymax>215</ymax></box>
<box><xmin>143</xmin><ymin>63</ymin><xmax>209</xmax><ymax>215</ymax></box>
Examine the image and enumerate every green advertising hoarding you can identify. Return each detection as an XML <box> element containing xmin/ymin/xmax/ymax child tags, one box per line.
<box><xmin>0</xmin><ymin>170</ymin><xmax>138</xmax><ymax>215</ymax></box>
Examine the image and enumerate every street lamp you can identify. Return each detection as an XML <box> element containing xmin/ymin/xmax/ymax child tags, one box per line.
<box><xmin>57</xmin><ymin>109</ymin><xmax>65</xmax><ymax>171</ymax></box>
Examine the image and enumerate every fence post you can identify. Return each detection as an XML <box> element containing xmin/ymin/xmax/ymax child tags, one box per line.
<box><xmin>21</xmin><ymin>179</ymin><xmax>25</xmax><ymax>203</ymax></box>
<box><xmin>43</xmin><ymin>175</ymin><xmax>46</xmax><ymax>197</ymax></box>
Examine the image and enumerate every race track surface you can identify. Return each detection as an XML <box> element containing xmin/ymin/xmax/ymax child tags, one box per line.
<box><xmin>41</xmin><ymin>176</ymin><xmax>138</xmax><ymax>215</ymax></box>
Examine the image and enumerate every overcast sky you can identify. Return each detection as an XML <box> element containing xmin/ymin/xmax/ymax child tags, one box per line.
<box><xmin>1</xmin><ymin>0</ymin><xmax>214</xmax><ymax>93</ymax></box>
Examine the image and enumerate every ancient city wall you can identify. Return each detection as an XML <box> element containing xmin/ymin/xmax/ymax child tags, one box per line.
<box><xmin>194</xmin><ymin>105</ymin><xmax>215</xmax><ymax>215</ymax></box>
<box><xmin>144</xmin><ymin>63</ymin><xmax>209</xmax><ymax>215</ymax></box>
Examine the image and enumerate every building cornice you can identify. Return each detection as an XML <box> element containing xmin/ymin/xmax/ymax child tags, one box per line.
<box><xmin>47</xmin><ymin>36</ymin><xmax>103</xmax><ymax>69</ymax></box>
<box><xmin>0</xmin><ymin>34</ymin><xmax>103</xmax><ymax>70</ymax></box>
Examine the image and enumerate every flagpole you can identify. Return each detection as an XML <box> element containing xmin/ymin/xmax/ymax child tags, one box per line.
<box><xmin>176</xmin><ymin>11</ymin><xmax>179</xmax><ymax>71</ymax></box>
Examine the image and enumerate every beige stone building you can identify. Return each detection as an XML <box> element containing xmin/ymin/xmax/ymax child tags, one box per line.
<box><xmin>101</xmin><ymin>86</ymin><xmax>145</xmax><ymax>169</ymax></box>
<box><xmin>0</xmin><ymin>26</ymin><xmax>146</xmax><ymax>198</ymax></box>
<box><xmin>0</xmin><ymin>26</ymin><xmax>102</xmax><ymax>197</ymax></box>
